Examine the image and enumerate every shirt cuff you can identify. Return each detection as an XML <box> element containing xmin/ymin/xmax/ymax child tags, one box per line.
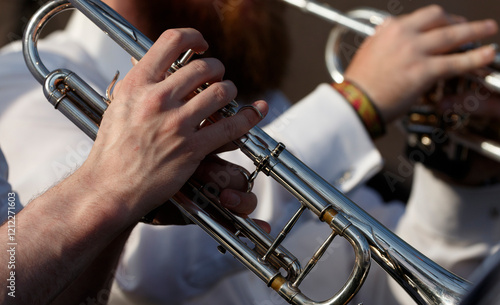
<box><xmin>264</xmin><ymin>84</ymin><xmax>383</xmax><ymax>193</ymax></box>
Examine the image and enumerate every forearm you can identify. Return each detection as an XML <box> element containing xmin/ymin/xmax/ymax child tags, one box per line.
<box><xmin>52</xmin><ymin>225</ymin><xmax>135</xmax><ymax>305</ymax></box>
<box><xmin>0</xmin><ymin>167</ymin><xmax>135</xmax><ymax>304</ymax></box>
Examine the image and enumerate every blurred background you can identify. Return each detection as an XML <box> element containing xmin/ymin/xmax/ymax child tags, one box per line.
<box><xmin>1</xmin><ymin>0</ymin><xmax>500</xmax><ymax>202</ymax></box>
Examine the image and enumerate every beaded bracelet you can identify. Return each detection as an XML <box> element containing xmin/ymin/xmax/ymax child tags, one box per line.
<box><xmin>331</xmin><ymin>80</ymin><xmax>386</xmax><ymax>139</ymax></box>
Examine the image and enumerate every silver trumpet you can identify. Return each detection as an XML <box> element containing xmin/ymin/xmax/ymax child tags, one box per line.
<box><xmin>283</xmin><ymin>0</ymin><xmax>500</xmax><ymax>165</ymax></box>
<box><xmin>24</xmin><ymin>0</ymin><xmax>470</xmax><ymax>304</ymax></box>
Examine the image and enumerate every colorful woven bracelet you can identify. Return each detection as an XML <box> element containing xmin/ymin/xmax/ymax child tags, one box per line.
<box><xmin>332</xmin><ymin>80</ymin><xmax>385</xmax><ymax>138</ymax></box>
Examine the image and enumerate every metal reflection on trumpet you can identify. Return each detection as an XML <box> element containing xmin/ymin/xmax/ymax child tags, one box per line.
<box><xmin>24</xmin><ymin>0</ymin><xmax>470</xmax><ymax>304</ymax></box>
<box><xmin>282</xmin><ymin>0</ymin><xmax>500</xmax><ymax>176</ymax></box>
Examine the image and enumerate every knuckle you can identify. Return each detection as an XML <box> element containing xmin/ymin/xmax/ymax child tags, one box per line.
<box><xmin>209</xmin><ymin>58</ymin><xmax>226</xmax><ymax>76</ymax></box>
<box><xmin>457</xmin><ymin>52</ymin><xmax>480</xmax><ymax>73</ymax></box>
<box><xmin>466</xmin><ymin>51</ymin><xmax>482</xmax><ymax>69</ymax></box>
<box><xmin>427</xmin><ymin>5</ymin><xmax>446</xmax><ymax>18</ymax></box>
<box><xmin>438</xmin><ymin>29</ymin><xmax>456</xmax><ymax>46</ymax></box>
<box><xmin>187</xmin><ymin>27</ymin><xmax>204</xmax><ymax>41</ymax></box>
<box><xmin>386</xmin><ymin>20</ymin><xmax>406</xmax><ymax>37</ymax></box>
<box><xmin>194</xmin><ymin>58</ymin><xmax>226</xmax><ymax>80</ymax></box>
<box><xmin>210</xmin><ymin>81</ymin><xmax>237</xmax><ymax>104</ymax></box>
<box><xmin>190</xmin><ymin>59</ymin><xmax>211</xmax><ymax>75</ymax></box>
<box><xmin>211</xmin><ymin>82</ymin><xmax>232</xmax><ymax>106</ymax></box>
<box><xmin>240</xmin><ymin>109</ymin><xmax>256</xmax><ymax>129</ymax></box>
<box><xmin>472</xmin><ymin>21</ymin><xmax>492</xmax><ymax>37</ymax></box>
<box><xmin>158</xmin><ymin>29</ymin><xmax>184</xmax><ymax>46</ymax></box>
<box><xmin>184</xmin><ymin>140</ymin><xmax>202</xmax><ymax>158</ymax></box>
<box><xmin>220</xmin><ymin>110</ymin><xmax>256</xmax><ymax>142</ymax></box>
<box><xmin>222</xmin><ymin>118</ymin><xmax>240</xmax><ymax>142</ymax></box>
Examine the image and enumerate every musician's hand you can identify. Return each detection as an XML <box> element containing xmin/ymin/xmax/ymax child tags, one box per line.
<box><xmin>80</xmin><ymin>28</ymin><xmax>268</xmax><ymax>224</ymax></box>
<box><xmin>344</xmin><ymin>5</ymin><xmax>498</xmax><ymax>123</ymax></box>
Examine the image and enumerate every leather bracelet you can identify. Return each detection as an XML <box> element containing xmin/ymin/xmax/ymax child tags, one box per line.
<box><xmin>332</xmin><ymin>80</ymin><xmax>386</xmax><ymax>139</ymax></box>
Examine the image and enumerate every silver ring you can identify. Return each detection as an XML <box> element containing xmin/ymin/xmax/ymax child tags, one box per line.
<box><xmin>238</xmin><ymin>105</ymin><xmax>264</xmax><ymax>120</ymax></box>
<box><xmin>238</xmin><ymin>168</ymin><xmax>254</xmax><ymax>193</ymax></box>
<box><xmin>105</xmin><ymin>70</ymin><xmax>120</xmax><ymax>103</ymax></box>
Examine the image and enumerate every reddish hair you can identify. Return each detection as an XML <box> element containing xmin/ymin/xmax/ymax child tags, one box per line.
<box><xmin>137</xmin><ymin>0</ymin><xmax>290</xmax><ymax>103</ymax></box>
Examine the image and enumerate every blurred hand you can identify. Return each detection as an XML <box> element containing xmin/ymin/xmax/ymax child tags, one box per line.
<box><xmin>79</xmin><ymin>28</ymin><xmax>268</xmax><ymax>223</ymax></box>
<box><xmin>345</xmin><ymin>5</ymin><xmax>498</xmax><ymax>123</ymax></box>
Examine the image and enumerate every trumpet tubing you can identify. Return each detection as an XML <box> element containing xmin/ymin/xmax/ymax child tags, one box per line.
<box><xmin>24</xmin><ymin>0</ymin><xmax>470</xmax><ymax>304</ymax></box>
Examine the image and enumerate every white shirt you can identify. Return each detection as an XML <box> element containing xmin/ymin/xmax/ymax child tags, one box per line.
<box><xmin>1</xmin><ymin>11</ymin><xmax>499</xmax><ymax>305</ymax></box>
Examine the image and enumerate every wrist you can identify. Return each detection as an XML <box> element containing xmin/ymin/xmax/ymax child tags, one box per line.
<box><xmin>65</xmin><ymin>164</ymin><xmax>139</xmax><ymax>228</ymax></box>
<box><xmin>332</xmin><ymin>80</ymin><xmax>386</xmax><ymax>138</ymax></box>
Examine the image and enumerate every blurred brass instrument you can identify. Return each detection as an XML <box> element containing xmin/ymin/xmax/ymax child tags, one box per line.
<box><xmin>283</xmin><ymin>0</ymin><xmax>500</xmax><ymax>168</ymax></box>
<box><xmin>24</xmin><ymin>0</ymin><xmax>472</xmax><ymax>304</ymax></box>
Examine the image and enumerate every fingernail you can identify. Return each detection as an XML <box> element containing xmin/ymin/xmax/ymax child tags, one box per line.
<box><xmin>253</xmin><ymin>101</ymin><xmax>268</xmax><ymax>118</ymax></box>
<box><xmin>222</xmin><ymin>192</ymin><xmax>240</xmax><ymax>208</ymax></box>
